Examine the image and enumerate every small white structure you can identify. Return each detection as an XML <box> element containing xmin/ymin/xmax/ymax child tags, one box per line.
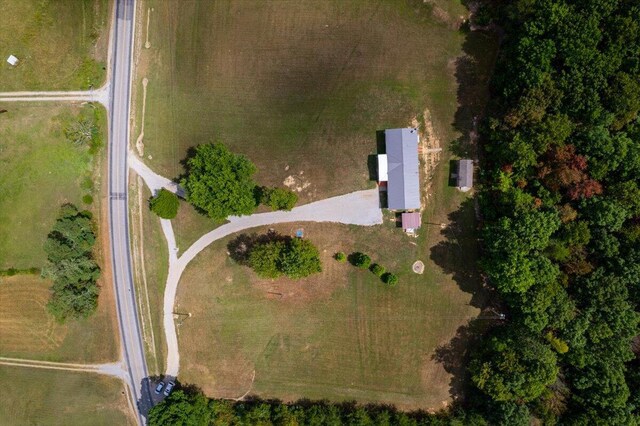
<box><xmin>7</xmin><ymin>55</ymin><xmax>18</xmax><ymax>66</ymax></box>
<box><xmin>377</xmin><ymin>154</ymin><xmax>388</xmax><ymax>182</ymax></box>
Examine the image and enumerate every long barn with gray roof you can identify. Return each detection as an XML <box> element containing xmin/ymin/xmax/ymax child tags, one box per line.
<box><xmin>380</xmin><ymin>128</ymin><xmax>421</xmax><ymax>210</ymax></box>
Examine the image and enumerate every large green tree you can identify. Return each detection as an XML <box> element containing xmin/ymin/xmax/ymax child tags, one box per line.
<box><xmin>43</xmin><ymin>204</ymin><xmax>100</xmax><ymax>322</ymax></box>
<box><xmin>470</xmin><ymin>329</ymin><xmax>559</xmax><ymax>403</ymax></box>
<box><xmin>182</xmin><ymin>143</ymin><xmax>257</xmax><ymax>221</ymax></box>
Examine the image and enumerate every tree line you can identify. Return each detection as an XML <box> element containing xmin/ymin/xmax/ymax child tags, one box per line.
<box><xmin>148</xmin><ymin>390</ymin><xmax>484</xmax><ymax>426</ymax></box>
<box><xmin>469</xmin><ymin>0</ymin><xmax>640</xmax><ymax>423</ymax></box>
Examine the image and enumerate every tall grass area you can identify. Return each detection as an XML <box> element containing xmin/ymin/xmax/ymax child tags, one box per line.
<box><xmin>0</xmin><ymin>0</ymin><xmax>109</xmax><ymax>90</ymax></box>
<box><xmin>0</xmin><ymin>366</ymin><xmax>134</xmax><ymax>426</ymax></box>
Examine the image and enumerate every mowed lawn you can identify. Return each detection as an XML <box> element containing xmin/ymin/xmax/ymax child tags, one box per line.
<box><xmin>0</xmin><ymin>274</ymin><xmax>118</xmax><ymax>363</ymax></box>
<box><xmin>0</xmin><ymin>0</ymin><xmax>110</xmax><ymax>90</ymax></box>
<box><xmin>0</xmin><ymin>104</ymin><xmax>118</xmax><ymax>362</ymax></box>
<box><xmin>0</xmin><ymin>104</ymin><xmax>94</xmax><ymax>270</ymax></box>
<box><xmin>176</xmin><ymin>181</ymin><xmax>481</xmax><ymax>410</ymax></box>
<box><xmin>136</xmin><ymin>0</ymin><xmax>465</xmax><ymax>203</ymax></box>
<box><xmin>136</xmin><ymin>0</ymin><xmax>498</xmax><ymax>410</ymax></box>
<box><xmin>0</xmin><ymin>365</ymin><xmax>134</xmax><ymax>426</ymax></box>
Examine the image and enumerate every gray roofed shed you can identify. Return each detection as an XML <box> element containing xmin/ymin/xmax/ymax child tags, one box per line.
<box><xmin>457</xmin><ymin>159</ymin><xmax>474</xmax><ymax>191</ymax></box>
<box><xmin>385</xmin><ymin>128</ymin><xmax>420</xmax><ymax>210</ymax></box>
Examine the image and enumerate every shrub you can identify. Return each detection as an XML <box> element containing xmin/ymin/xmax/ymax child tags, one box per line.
<box><xmin>258</xmin><ymin>186</ymin><xmax>298</xmax><ymax>211</ymax></box>
<box><xmin>82</xmin><ymin>194</ymin><xmax>94</xmax><ymax>205</ymax></box>
<box><xmin>382</xmin><ymin>272</ymin><xmax>398</xmax><ymax>286</ymax></box>
<box><xmin>350</xmin><ymin>252</ymin><xmax>371</xmax><ymax>269</ymax></box>
<box><xmin>249</xmin><ymin>240</ymin><xmax>285</xmax><ymax>279</ymax></box>
<box><xmin>334</xmin><ymin>252</ymin><xmax>347</xmax><ymax>262</ymax></box>
<box><xmin>248</xmin><ymin>236</ymin><xmax>322</xmax><ymax>279</ymax></box>
<box><xmin>150</xmin><ymin>188</ymin><xmax>180</xmax><ymax>219</ymax></box>
<box><xmin>280</xmin><ymin>238</ymin><xmax>322</xmax><ymax>278</ymax></box>
<box><xmin>370</xmin><ymin>264</ymin><xmax>385</xmax><ymax>276</ymax></box>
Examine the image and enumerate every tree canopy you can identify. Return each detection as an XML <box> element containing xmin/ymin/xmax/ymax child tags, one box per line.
<box><xmin>474</xmin><ymin>0</ymin><xmax>640</xmax><ymax>422</ymax></box>
<box><xmin>247</xmin><ymin>236</ymin><xmax>321</xmax><ymax>279</ymax></box>
<box><xmin>43</xmin><ymin>204</ymin><xmax>100</xmax><ymax>322</ymax></box>
<box><xmin>182</xmin><ymin>143</ymin><xmax>257</xmax><ymax>221</ymax></box>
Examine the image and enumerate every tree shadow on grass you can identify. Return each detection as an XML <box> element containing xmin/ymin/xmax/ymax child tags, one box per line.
<box><xmin>450</xmin><ymin>28</ymin><xmax>499</xmax><ymax>159</ymax></box>
<box><xmin>430</xmin><ymin>198</ymin><xmax>486</xmax><ymax>308</ymax></box>
<box><xmin>429</xmin><ymin>198</ymin><xmax>500</xmax><ymax>402</ymax></box>
<box><xmin>428</xmin><ymin>20</ymin><xmax>500</xmax><ymax>403</ymax></box>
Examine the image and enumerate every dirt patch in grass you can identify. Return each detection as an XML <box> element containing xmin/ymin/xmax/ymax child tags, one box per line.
<box><xmin>0</xmin><ymin>365</ymin><xmax>134</xmax><ymax>426</ymax></box>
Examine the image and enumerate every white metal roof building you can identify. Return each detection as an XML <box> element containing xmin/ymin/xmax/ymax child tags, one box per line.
<box><xmin>377</xmin><ymin>154</ymin><xmax>388</xmax><ymax>182</ymax></box>
<box><xmin>384</xmin><ymin>128</ymin><xmax>420</xmax><ymax>210</ymax></box>
<box><xmin>457</xmin><ymin>159</ymin><xmax>474</xmax><ymax>192</ymax></box>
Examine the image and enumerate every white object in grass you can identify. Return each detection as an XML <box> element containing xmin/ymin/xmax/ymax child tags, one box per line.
<box><xmin>7</xmin><ymin>55</ymin><xmax>18</xmax><ymax>66</ymax></box>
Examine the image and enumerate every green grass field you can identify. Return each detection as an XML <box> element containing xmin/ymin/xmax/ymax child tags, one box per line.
<box><xmin>0</xmin><ymin>365</ymin><xmax>134</xmax><ymax>426</ymax></box>
<box><xmin>0</xmin><ymin>0</ymin><xmax>110</xmax><ymax>90</ymax></box>
<box><xmin>131</xmin><ymin>181</ymin><xmax>169</xmax><ymax>374</ymax></box>
<box><xmin>176</xmin><ymin>187</ymin><xmax>481</xmax><ymax>410</ymax></box>
<box><xmin>0</xmin><ymin>103</ymin><xmax>103</xmax><ymax>270</ymax></box>
<box><xmin>0</xmin><ymin>103</ymin><xmax>118</xmax><ymax>362</ymax></box>
<box><xmin>133</xmin><ymin>0</ymin><xmax>498</xmax><ymax>409</ymax></box>
<box><xmin>135</xmin><ymin>0</ymin><xmax>466</xmax><ymax>203</ymax></box>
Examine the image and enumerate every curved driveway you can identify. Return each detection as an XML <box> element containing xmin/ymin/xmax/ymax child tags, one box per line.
<box><xmin>129</xmin><ymin>155</ymin><xmax>383</xmax><ymax>378</ymax></box>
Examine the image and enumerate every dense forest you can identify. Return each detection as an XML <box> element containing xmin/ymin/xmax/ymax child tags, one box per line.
<box><xmin>149</xmin><ymin>0</ymin><xmax>640</xmax><ymax>424</ymax></box>
<box><xmin>472</xmin><ymin>0</ymin><xmax>640</xmax><ymax>423</ymax></box>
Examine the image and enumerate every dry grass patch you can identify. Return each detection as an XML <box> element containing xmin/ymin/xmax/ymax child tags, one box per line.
<box><xmin>0</xmin><ymin>274</ymin><xmax>118</xmax><ymax>363</ymax></box>
<box><xmin>0</xmin><ymin>365</ymin><xmax>135</xmax><ymax>426</ymax></box>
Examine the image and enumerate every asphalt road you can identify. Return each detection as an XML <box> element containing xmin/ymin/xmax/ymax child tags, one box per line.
<box><xmin>108</xmin><ymin>0</ymin><xmax>153</xmax><ymax>423</ymax></box>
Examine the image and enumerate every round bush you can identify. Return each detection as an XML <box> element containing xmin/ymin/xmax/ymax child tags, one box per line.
<box><xmin>334</xmin><ymin>252</ymin><xmax>347</xmax><ymax>262</ymax></box>
<box><xmin>382</xmin><ymin>272</ymin><xmax>398</xmax><ymax>286</ymax></box>
<box><xmin>350</xmin><ymin>252</ymin><xmax>371</xmax><ymax>269</ymax></box>
<box><xmin>370</xmin><ymin>263</ymin><xmax>385</xmax><ymax>276</ymax></box>
<box><xmin>82</xmin><ymin>194</ymin><xmax>94</xmax><ymax>205</ymax></box>
<box><xmin>150</xmin><ymin>188</ymin><xmax>180</xmax><ymax>219</ymax></box>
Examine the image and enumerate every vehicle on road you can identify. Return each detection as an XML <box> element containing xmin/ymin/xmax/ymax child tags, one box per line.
<box><xmin>154</xmin><ymin>382</ymin><xmax>165</xmax><ymax>395</ymax></box>
<box><xmin>163</xmin><ymin>381</ymin><xmax>175</xmax><ymax>397</ymax></box>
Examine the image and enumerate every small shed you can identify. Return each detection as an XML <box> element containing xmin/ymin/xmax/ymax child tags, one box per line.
<box><xmin>456</xmin><ymin>159</ymin><xmax>474</xmax><ymax>192</ymax></box>
<box><xmin>377</xmin><ymin>154</ymin><xmax>388</xmax><ymax>182</ymax></box>
<box><xmin>401</xmin><ymin>212</ymin><xmax>421</xmax><ymax>231</ymax></box>
<box><xmin>6</xmin><ymin>55</ymin><xmax>18</xmax><ymax>66</ymax></box>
